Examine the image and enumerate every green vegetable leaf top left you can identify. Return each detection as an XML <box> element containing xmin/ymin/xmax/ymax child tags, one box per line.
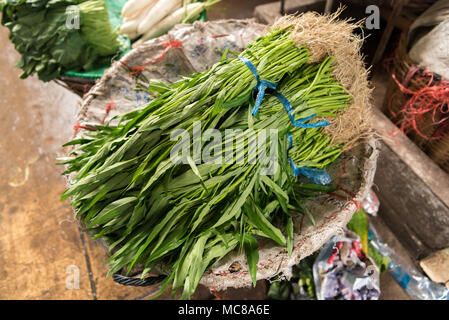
<box><xmin>1</xmin><ymin>0</ymin><xmax>120</xmax><ymax>81</ymax></box>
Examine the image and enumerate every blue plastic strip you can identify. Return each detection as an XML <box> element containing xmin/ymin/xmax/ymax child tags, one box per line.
<box><xmin>288</xmin><ymin>158</ymin><xmax>332</xmax><ymax>185</ymax></box>
<box><xmin>238</xmin><ymin>57</ymin><xmax>332</xmax><ymax>185</ymax></box>
<box><xmin>286</xmin><ymin>134</ymin><xmax>331</xmax><ymax>185</ymax></box>
<box><xmin>389</xmin><ymin>262</ymin><xmax>411</xmax><ymax>290</ymax></box>
<box><xmin>237</xmin><ymin>57</ymin><xmax>277</xmax><ymax>116</ymax></box>
<box><xmin>273</xmin><ymin>92</ymin><xmax>331</xmax><ymax>128</ymax></box>
<box><xmin>287</xmin><ymin>132</ymin><xmax>293</xmax><ymax>148</ymax></box>
<box><xmin>238</xmin><ymin>57</ymin><xmax>260</xmax><ymax>84</ymax></box>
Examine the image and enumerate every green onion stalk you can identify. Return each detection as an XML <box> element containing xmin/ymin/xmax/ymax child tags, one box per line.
<box><xmin>59</xmin><ymin>28</ymin><xmax>352</xmax><ymax>299</ymax></box>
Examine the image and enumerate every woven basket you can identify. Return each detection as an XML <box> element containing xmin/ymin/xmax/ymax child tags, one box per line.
<box><xmin>67</xmin><ymin>18</ymin><xmax>377</xmax><ymax>292</ymax></box>
<box><xmin>428</xmin><ymin>133</ymin><xmax>449</xmax><ymax>173</ymax></box>
<box><xmin>383</xmin><ymin>34</ymin><xmax>449</xmax><ymax>173</ymax></box>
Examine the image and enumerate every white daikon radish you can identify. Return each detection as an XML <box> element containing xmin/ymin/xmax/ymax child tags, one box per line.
<box><xmin>139</xmin><ymin>0</ymin><xmax>220</xmax><ymax>41</ymax></box>
<box><xmin>121</xmin><ymin>0</ymin><xmax>141</xmax><ymax>18</ymax></box>
<box><xmin>121</xmin><ymin>0</ymin><xmax>158</xmax><ymax>19</ymax></box>
<box><xmin>139</xmin><ymin>2</ymin><xmax>203</xmax><ymax>41</ymax></box>
<box><xmin>122</xmin><ymin>0</ymin><xmax>156</xmax><ymax>21</ymax></box>
<box><xmin>137</xmin><ymin>0</ymin><xmax>183</xmax><ymax>35</ymax></box>
<box><xmin>119</xmin><ymin>4</ymin><xmax>152</xmax><ymax>39</ymax></box>
<box><xmin>127</xmin><ymin>30</ymin><xmax>140</xmax><ymax>40</ymax></box>
<box><xmin>119</xmin><ymin>20</ymin><xmax>139</xmax><ymax>35</ymax></box>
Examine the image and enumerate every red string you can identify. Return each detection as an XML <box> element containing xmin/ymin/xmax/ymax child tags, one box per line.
<box><xmin>433</xmin><ymin>119</ymin><xmax>449</xmax><ymax>138</ymax></box>
<box><xmin>119</xmin><ymin>60</ymin><xmax>145</xmax><ymax>77</ymax></box>
<box><xmin>211</xmin><ymin>287</ymin><xmax>222</xmax><ymax>300</ymax></box>
<box><xmin>119</xmin><ymin>39</ymin><xmax>183</xmax><ymax>77</ymax></box>
<box><xmin>73</xmin><ymin>121</ymin><xmax>94</xmax><ymax>134</ymax></box>
<box><xmin>319</xmin><ymin>157</ymin><xmax>361</xmax><ymax>210</ymax></box>
<box><xmin>336</xmin><ymin>186</ymin><xmax>356</xmax><ymax>199</ymax></box>
<box><xmin>212</xmin><ymin>34</ymin><xmax>229</xmax><ymax>39</ymax></box>
<box><xmin>101</xmin><ymin>99</ymin><xmax>116</xmax><ymax>124</ymax></box>
<box><xmin>257</xmin><ymin>239</ymin><xmax>268</xmax><ymax>251</ymax></box>
<box><xmin>327</xmin><ymin>241</ymin><xmax>343</xmax><ymax>264</ymax></box>
<box><xmin>389</xmin><ymin>68</ymin><xmax>449</xmax><ymax>140</ymax></box>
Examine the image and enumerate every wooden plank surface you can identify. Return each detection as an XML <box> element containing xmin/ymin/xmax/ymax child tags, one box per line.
<box><xmin>372</xmin><ymin>108</ymin><xmax>449</xmax><ymax>209</ymax></box>
<box><xmin>371</xmin><ymin>105</ymin><xmax>449</xmax><ymax>258</ymax></box>
<box><xmin>0</xmin><ymin>25</ymin><xmax>91</xmax><ymax>299</ymax></box>
<box><xmin>371</xmin><ymin>75</ymin><xmax>449</xmax><ymax>256</ymax></box>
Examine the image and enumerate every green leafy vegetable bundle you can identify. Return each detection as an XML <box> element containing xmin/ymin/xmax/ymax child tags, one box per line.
<box><xmin>59</xmin><ymin>22</ymin><xmax>357</xmax><ymax>299</ymax></box>
<box><xmin>1</xmin><ymin>0</ymin><xmax>120</xmax><ymax>81</ymax></box>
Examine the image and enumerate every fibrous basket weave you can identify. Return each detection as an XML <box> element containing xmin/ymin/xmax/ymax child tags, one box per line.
<box><xmin>383</xmin><ymin>34</ymin><xmax>449</xmax><ymax>174</ymax></box>
<box><xmin>68</xmin><ymin>15</ymin><xmax>377</xmax><ymax>291</ymax></box>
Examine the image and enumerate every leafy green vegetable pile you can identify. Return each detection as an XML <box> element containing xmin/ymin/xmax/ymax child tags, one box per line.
<box><xmin>1</xmin><ymin>0</ymin><xmax>120</xmax><ymax>81</ymax></box>
<box><xmin>59</xmin><ymin>27</ymin><xmax>353</xmax><ymax>299</ymax></box>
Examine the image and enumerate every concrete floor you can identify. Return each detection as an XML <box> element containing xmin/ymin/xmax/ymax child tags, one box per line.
<box><xmin>0</xmin><ymin>0</ymin><xmax>411</xmax><ymax>300</ymax></box>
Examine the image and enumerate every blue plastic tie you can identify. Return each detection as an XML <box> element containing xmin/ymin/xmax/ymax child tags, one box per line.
<box><xmin>237</xmin><ymin>57</ymin><xmax>332</xmax><ymax>185</ymax></box>
<box><xmin>288</xmin><ymin>158</ymin><xmax>332</xmax><ymax>185</ymax></box>
<box><xmin>273</xmin><ymin>92</ymin><xmax>331</xmax><ymax>128</ymax></box>
<box><xmin>237</xmin><ymin>57</ymin><xmax>277</xmax><ymax>116</ymax></box>
<box><xmin>287</xmin><ymin>132</ymin><xmax>293</xmax><ymax>148</ymax></box>
<box><xmin>286</xmin><ymin>134</ymin><xmax>332</xmax><ymax>185</ymax></box>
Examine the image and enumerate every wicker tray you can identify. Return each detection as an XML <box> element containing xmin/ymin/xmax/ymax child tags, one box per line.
<box><xmin>67</xmin><ymin>18</ymin><xmax>378</xmax><ymax>291</ymax></box>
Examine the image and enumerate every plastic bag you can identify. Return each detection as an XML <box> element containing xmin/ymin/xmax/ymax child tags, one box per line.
<box><xmin>362</xmin><ymin>189</ymin><xmax>380</xmax><ymax>216</ymax></box>
<box><xmin>369</xmin><ymin>225</ymin><xmax>449</xmax><ymax>300</ymax></box>
<box><xmin>313</xmin><ymin>230</ymin><xmax>381</xmax><ymax>300</ymax></box>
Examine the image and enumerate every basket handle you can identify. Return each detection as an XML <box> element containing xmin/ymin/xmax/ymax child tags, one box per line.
<box><xmin>112</xmin><ymin>273</ymin><xmax>167</xmax><ymax>287</ymax></box>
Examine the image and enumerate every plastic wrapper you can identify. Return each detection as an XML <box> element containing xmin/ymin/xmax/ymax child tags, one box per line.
<box><xmin>362</xmin><ymin>189</ymin><xmax>380</xmax><ymax>216</ymax></box>
<box><xmin>313</xmin><ymin>230</ymin><xmax>380</xmax><ymax>300</ymax></box>
<box><xmin>369</xmin><ymin>225</ymin><xmax>449</xmax><ymax>300</ymax></box>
